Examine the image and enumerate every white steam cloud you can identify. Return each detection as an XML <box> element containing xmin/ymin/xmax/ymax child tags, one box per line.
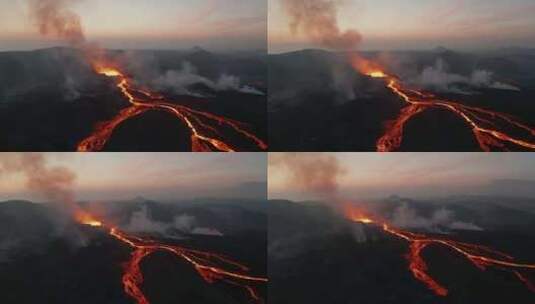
<box><xmin>391</xmin><ymin>203</ymin><xmax>483</xmax><ymax>232</ymax></box>
<box><xmin>124</xmin><ymin>205</ymin><xmax>168</xmax><ymax>233</ymax></box>
<box><xmin>124</xmin><ymin>206</ymin><xmax>223</xmax><ymax>237</ymax></box>
<box><xmin>410</xmin><ymin>59</ymin><xmax>520</xmax><ymax>94</ymax></box>
<box><xmin>152</xmin><ymin>62</ymin><xmax>263</xmax><ymax>97</ymax></box>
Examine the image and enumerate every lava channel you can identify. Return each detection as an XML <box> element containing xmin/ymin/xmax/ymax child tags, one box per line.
<box><xmin>79</xmin><ymin>216</ymin><xmax>267</xmax><ymax>304</ymax></box>
<box><xmin>351</xmin><ymin>57</ymin><xmax>535</xmax><ymax>152</ymax></box>
<box><xmin>77</xmin><ymin>65</ymin><xmax>267</xmax><ymax>152</ymax></box>
<box><xmin>346</xmin><ymin>209</ymin><xmax>535</xmax><ymax>297</ymax></box>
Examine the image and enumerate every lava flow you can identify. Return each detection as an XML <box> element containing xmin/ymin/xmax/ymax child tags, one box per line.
<box><xmin>79</xmin><ymin>216</ymin><xmax>267</xmax><ymax>304</ymax></box>
<box><xmin>346</xmin><ymin>208</ymin><xmax>535</xmax><ymax>297</ymax></box>
<box><xmin>351</xmin><ymin>57</ymin><xmax>535</xmax><ymax>152</ymax></box>
<box><xmin>77</xmin><ymin>64</ymin><xmax>267</xmax><ymax>152</ymax></box>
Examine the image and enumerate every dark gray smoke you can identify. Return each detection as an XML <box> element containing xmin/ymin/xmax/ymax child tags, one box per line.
<box><xmin>280</xmin><ymin>0</ymin><xmax>361</xmax><ymax>50</ymax></box>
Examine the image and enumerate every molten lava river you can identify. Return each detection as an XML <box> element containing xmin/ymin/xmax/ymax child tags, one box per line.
<box><xmin>346</xmin><ymin>209</ymin><xmax>535</xmax><ymax>297</ymax></box>
<box><xmin>351</xmin><ymin>57</ymin><xmax>535</xmax><ymax>152</ymax></box>
<box><xmin>80</xmin><ymin>216</ymin><xmax>267</xmax><ymax>304</ymax></box>
<box><xmin>77</xmin><ymin>63</ymin><xmax>267</xmax><ymax>152</ymax></box>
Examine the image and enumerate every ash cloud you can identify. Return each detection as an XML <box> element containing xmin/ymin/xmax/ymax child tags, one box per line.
<box><xmin>25</xmin><ymin>0</ymin><xmax>106</xmax><ymax>100</ymax></box>
<box><xmin>276</xmin><ymin>0</ymin><xmax>364</xmax><ymax>103</ymax></box>
<box><xmin>25</xmin><ymin>1</ymin><xmax>263</xmax><ymax>100</ymax></box>
<box><xmin>391</xmin><ymin>203</ymin><xmax>483</xmax><ymax>232</ymax></box>
<box><xmin>270</xmin><ymin>153</ymin><xmax>345</xmax><ymax>199</ymax></box>
<box><xmin>0</xmin><ymin>153</ymin><xmax>76</xmax><ymax>206</ymax></box>
<box><xmin>0</xmin><ymin>153</ymin><xmax>93</xmax><ymax>258</ymax></box>
<box><xmin>280</xmin><ymin>0</ymin><xmax>361</xmax><ymax>50</ymax></box>
<box><xmin>28</xmin><ymin>0</ymin><xmax>86</xmax><ymax>46</ymax></box>
<box><xmin>25</xmin><ymin>0</ymin><xmax>109</xmax><ymax>63</ymax></box>
<box><xmin>409</xmin><ymin>59</ymin><xmax>520</xmax><ymax>94</ymax></box>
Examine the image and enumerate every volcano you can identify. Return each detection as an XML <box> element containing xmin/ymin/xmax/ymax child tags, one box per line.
<box><xmin>268</xmin><ymin>199</ymin><xmax>535</xmax><ymax>304</ymax></box>
<box><xmin>0</xmin><ymin>47</ymin><xmax>267</xmax><ymax>151</ymax></box>
<box><xmin>0</xmin><ymin>199</ymin><xmax>267</xmax><ymax>304</ymax></box>
<box><xmin>268</xmin><ymin>48</ymin><xmax>535</xmax><ymax>151</ymax></box>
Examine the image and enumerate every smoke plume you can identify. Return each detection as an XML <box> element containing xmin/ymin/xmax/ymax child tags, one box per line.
<box><xmin>270</xmin><ymin>153</ymin><xmax>345</xmax><ymax>198</ymax></box>
<box><xmin>27</xmin><ymin>0</ymin><xmax>86</xmax><ymax>46</ymax></box>
<box><xmin>0</xmin><ymin>153</ymin><xmax>76</xmax><ymax>205</ymax></box>
<box><xmin>0</xmin><ymin>153</ymin><xmax>89</xmax><ymax>254</ymax></box>
<box><xmin>280</xmin><ymin>0</ymin><xmax>361</xmax><ymax>50</ymax></box>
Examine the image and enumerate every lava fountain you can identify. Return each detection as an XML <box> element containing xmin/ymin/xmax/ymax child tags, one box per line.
<box><xmin>350</xmin><ymin>56</ymin><xmax>535</xmax><ymax>152</ymax></box>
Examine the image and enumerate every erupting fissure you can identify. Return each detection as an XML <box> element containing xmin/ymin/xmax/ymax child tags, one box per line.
<box><xmin>79</xmin><ymin>216</ymin><xmax>267</xmax><ymax>304</ymax></box>
<box><xmin>77</xmin><ymin>65</ymin><xmax>267</xmax><ymax>152</ymax></box>
<box><xmin>352</xmin><ymin>58</ymin><xmax>535</xmax><ymax>152</ymax></box>
<box><xmin>346</xmin><ymin>209</ymin><xmax>535</xmax><ymax>297</ymax></box>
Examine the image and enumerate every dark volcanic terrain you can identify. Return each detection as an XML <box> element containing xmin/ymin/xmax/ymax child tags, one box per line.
<box><xmin>0</xmin><ymin>47</ymin><xmax>267</xmax><ymax>151</ymax></box>
<box><xmin>0</xmin><ymin>199</ymin><xmax>267</xmax><ymax>304</ymax></box>
<box><xmin>268</xmin><ymin>48</ymin><xmax>535</xmax><ymax>151</ymax></box>
<box><xmin>268</xmin><ymin>198</ymin><xmax>535</xmax><ymax>304</ymax></box>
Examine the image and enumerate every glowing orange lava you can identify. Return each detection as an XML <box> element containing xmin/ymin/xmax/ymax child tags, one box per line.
<box><xmin>76</xmin><ymin>211</ymin><xmax>103</xmax><ymax>227</ymax></box>
<box><xmin>346</xmin><ymin>209</ymin><xmax>535</xmax><ymax>297</ymax></box>
<box><xmin>368</xmin><ymin>71</ymin><xmax>387</xmax><ymax>78</ymax></box>
<box><xmin>345</xmin><ymin>207</ymin><xmax>376</xmax><ymax>224</ymax></box>
<box><xmin>351</xmin><ymin>56</ymin><xmax>535</xmax><ymax>152</ymax></box>
<box><xmin>97</xmin><ymin>67</ymin><xmax>123</xmax><ymax>77</ymax></box>
<box><xmin>77</xmin><ymin>216</ymin><xmax>266</xmax><ymax>304</ymax></box>
<box><xmin>77</xmin><ymin>63</ymin><xmax>267</xmax><ymax>152</ymax></box>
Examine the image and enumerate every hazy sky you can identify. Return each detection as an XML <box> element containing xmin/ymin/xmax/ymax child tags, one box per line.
<box><xmin>269</xmin><ymin>0</ymin><xmax>535</xmax><ymax>53</ymax></box>
<box><xmin>0</xmin><ymin>0</ymin><xmax>266</xmax><ymax>51</ymax></box>
<box><xmin>0</xmin><ymin>153</ymin><xmax>267</xmax><ymax>202</ymax></box>
<box><xmin>269</xmin><ymin>153</ymin><xmax>535</xmax><ymax>201</ymax></box>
